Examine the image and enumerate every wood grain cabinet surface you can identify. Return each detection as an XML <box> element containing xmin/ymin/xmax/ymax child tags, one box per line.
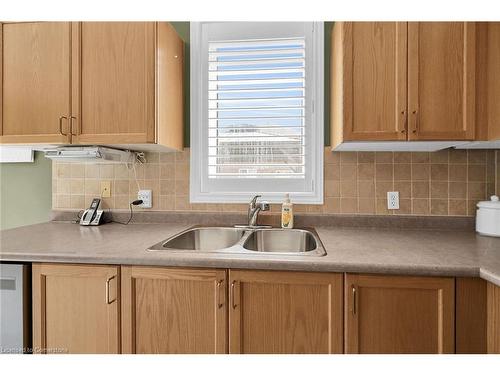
<box><xmin>344</xmin><ymin>274</ymin><xmax>455</xmax><ymax>354</ymax></box>
<box><xmin>487</xmin><ymin>281</ymin><xmax>500</xmax><ymax>354</ymax></box>
<box><xmin>1</xmin><ymin>22</ymin><xmax>183</xmax><ymax>150</ymax></box>
<box><xmin>332</xmin><ymin>22</ymin><xmax>477</xmax><ymax>148</ymax></box>
<box><xmin>121</xmin><ymin>266</ymin><xmax>227</xmax><ymax>354</ymax></box>
<box><xmin>0</xmin><ymin>22</ymin><xmax>72</xmax><ymax>144</ymax></box>
<box><xmin>228</xmin><ymin>270</ymin><xmax>343</xmax><ymax>354</ymax></box>
<box><xmin>32</xmin><ymin>263</ymin><xmax>120</xmax><ymax>354</ymax></box>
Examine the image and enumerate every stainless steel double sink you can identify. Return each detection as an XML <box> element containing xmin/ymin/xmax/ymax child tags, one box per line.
<box><xmin>147</xmin><ymin>226</ymin><xmax>326</xmax><ymax>256</ymax></box>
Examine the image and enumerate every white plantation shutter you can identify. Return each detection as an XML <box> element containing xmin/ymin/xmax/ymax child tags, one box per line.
<box><xmin>191</xmin><ymin>22</ymin><xmax>324</xmax><ymax>203</ymax></box>
<box><xmin>208</xmin><ymin>38</ymin><xmax>306</xmax><ymax>179</ymax></box>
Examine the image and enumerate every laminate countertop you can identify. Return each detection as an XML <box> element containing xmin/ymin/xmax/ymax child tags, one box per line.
<box><xmin>1</xmin><ymin>221</ymin><xmax>499</xmax><ymax>286</ymax></box>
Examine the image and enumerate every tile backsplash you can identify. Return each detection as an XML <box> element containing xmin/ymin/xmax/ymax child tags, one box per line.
<box><xmin>53</xmin><ymin>148</ymin><xmax>499</xmax><ymax>217</ymax></box>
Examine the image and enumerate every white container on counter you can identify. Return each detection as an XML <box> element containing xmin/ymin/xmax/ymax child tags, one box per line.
<box><xmin>476</xmin><ymin>195</ymin><xmax>500</xmax><ymax>237</ymax></box>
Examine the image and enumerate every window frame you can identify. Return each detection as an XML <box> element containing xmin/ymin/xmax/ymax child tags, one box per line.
<box><xmin>190</xmin><ymin>22</ymin><xmax>324</xmax><ymax>204</ymax></box>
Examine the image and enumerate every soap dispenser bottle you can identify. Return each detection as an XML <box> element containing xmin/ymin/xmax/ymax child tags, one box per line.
<box><xmin>281</xmin><ymin>193</ymin><xmax>294</xmax><ymax>229</ymax></box>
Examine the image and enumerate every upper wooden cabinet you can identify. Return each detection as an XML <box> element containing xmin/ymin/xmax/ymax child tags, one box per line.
<box><xmin>32</xmin><ymin>263</ymin><xmax>120</xmax><ymax>354</ymax></box>
<box><xmin>408</xmin><ymin>22</ymin><xmax>475</xmax><ymax>140</ymax></box>
<box><xmin>344</xmin><ymin>274</ymin><xmax>455</xmax><ymax>354</ymax></box>
<box><xmin>0</xmin><ymin>22</ymin><xmax>72</xmax><ymax>144</ymax></box>
<box><xmin>476</xmin><ymin>22</ymin><xmax>500</xmax><ymax>141</ymax></box>
<box><xmin>0</xmin><ymin>22</ymin><xmax>183</xmax><ymax>150</ymax></box>
<box><xmin>332</xmin><ymin>22</ymin><xmax>476</xmax><ymax>149</ymax></box>
<box><xmin>121</xmin><ymin>266</ymin><xmax>227</xmax><ymax>354</ymax></box>
<box><xmin>332</xmin><ymin>22</ymin><xmax>408</xmax><ymax>143</ymax></box>
<box><xmin>228</xmin><ymin>270</ymin><xmax>343</xmax><ymax>354</ymax></box>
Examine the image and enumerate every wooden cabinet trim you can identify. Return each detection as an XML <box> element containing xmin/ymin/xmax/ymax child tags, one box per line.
<box><xmin>229</xmin><ymin>270</ymin><xmax>343</xmax><ymax>354</ymax></box>
<box><xmin>408</xmin><ymin>22</ymin><xmax>475</xmax><ymax>141</ymax></box>
<box><xmin>0</xmin><ymin>22</ymin><xmax>72</xmax><ymax>144</ymax></box>
<box><xmin>487</xmin><ymin>282</ymin><xmax>500</xmax><ymax>353</ymax></box>
<box><xmin>32</xmin><ymin>263</ymin><xmax>120</xmax><ymax>354</ymax></box>
<box><xmin>345</xmin><ymin>273</ymin><xmax>455</xmax><ymax>354</ymax></box>
<box><xmin>121</xmin><ymin>266</ymin><xmax>227</xmax><ymax>354</ymax></box>
<box><xmin>341</xmin><ymin>22</ymin><xmax>408</xmax><ymax>142</ymax></box>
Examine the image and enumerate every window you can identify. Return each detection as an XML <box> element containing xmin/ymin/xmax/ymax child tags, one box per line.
<box><xmin>190</xmin><ymin>22</ymin><xmax>323</xmax><ymax>203</ymax></box>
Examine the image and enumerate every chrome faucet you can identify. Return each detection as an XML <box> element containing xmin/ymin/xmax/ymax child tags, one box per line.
<box><xmin>247</xmin><ymin>195</ymin><xmax>270</xmax><ymax>227</ymax></box>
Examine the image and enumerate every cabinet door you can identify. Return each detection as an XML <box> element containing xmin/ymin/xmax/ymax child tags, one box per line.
<box><xmin>487</xmin><ymin>282</ymin><xmax>500</xmax><ymax>354</ymax></box>
<box><xmin>121</xmin><ymin>266</ymin><xmax>227</xmax><ymax>354</ymax></box>
<box><xmin>71</xmin><ymin>22</ymin><xmax>156</xmax><ymax>144</ymax></box>
<box><xmin>340</xmin><ymin>22</ymin><xmax>408</xmax><ymax>141</ymax></box>
<box><xmin>345</xmin><ymin>274</ymin><xmax>455</xmax><ymax>354</ymax></box>
<box><xmin>229</xmin><ymin>270</ymin><xmax>343</xmax><ymax>354</ymax></box>
<box><xmin>408</xmin><ymin>22</ymin><xmax>475</xmax><ymax>140</ymax></box>
<box><xmin>32</xmin><ymin>263</ymin><xmax>120</xmax><ymax>354</ymax></box>
<box><xmin>1</xmin><ymin>22</ymin><xmax>71</xmax><ymax>144</ymax></box>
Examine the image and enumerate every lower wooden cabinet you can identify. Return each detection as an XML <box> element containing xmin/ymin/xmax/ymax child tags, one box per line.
<box><xmin>32</xmin><ymin>263</ymin><xmax>120</xmax><ymax>354</ymax></box>
<box><xmin>487</xmin><ymin>281</ymin><xmax>500</xmax><ymax>354</ymax></box>
<box><xmin>228</xmin><ymin>270</ymin><xmax>343</xmax><ymax>354</ymax></box>
<box><xmin>120</xmin><ymin>266</ymin><xmax>227</xmax><ymax>354</ymax></box>
<box><xmin>344</xmin><ymin>274</ymin><xmax>455</xmax><ymax>353</ymax></box>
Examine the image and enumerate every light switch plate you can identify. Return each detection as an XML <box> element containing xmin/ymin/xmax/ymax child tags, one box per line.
<box><xmin>387</xmin><ymin>191</ymin><xmax>399</xmax><ymax>210</ymax></box>
<box><xmin>138</xmin><ymin>190</ymin><xmax>152</xmax><ymax>208</ymax></box>
<box><xmin>100</xmin><ymin>181</ymin><xmax>111</xmax><ymax>198</ymax></box>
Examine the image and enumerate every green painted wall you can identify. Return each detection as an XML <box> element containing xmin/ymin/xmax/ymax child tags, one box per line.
<box><xmin>0</xmin><ymin>151</ymin><xmax>52</xmax><ymax>230</ymax></box>
<box><xmin>171</xmin><ymin>21</ymin><xmax>334</xmax><ymax>147</ymax></box>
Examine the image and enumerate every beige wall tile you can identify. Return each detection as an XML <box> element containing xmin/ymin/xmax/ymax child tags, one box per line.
<box><xmin>358</xmin><ymin>152</ymin><xmax>375</xmax><ymax>163</ymax></box>
<box><xmin>430</xmin><ymin>149</ymin><xmax>449</xmax><ymax>164</ymax></box>
<box><xmin>412</xmin><ymin>199</ymin><xmax>430</xmax><ymax>215</ymax></box>
<box><xmin>115</xmin><ymin>195</ymin><xmax>130</xmax><ymax>209</ymax></box>
<box><xmin>396</xmin><ymin>199</ymin><xmax>411</xmax><ymax>215</ymax></box>
<box><xmin>325</xmin><ymin>151</ymin><xmax>340</xmax><ymax>165</ymax></box>
<box><xmin>467</xmin><ymin>164</ymin><xmax>486</xmax><ymax>182</ymax></box>
<box><xmin>340</xmin><ymin>152</ymin><xmax>357</xmax><ymax>164</ymax></box>
<box><xmin>341</xmin><ymin>180</ymin><xmax>358</xmax><ymax>198</ymax></box>
<box><xmin>394</xmin><ymin>152</ymin><xmax>411</xmax><ymax>163</ymax></box>
<box><xmin>430</xmin><ymin>181</ymin><xmax>448</xmax><ymax>199</ymax></box>
<box><xmin>411</xmin><ymin>152</ymin><xmax>430</xmax><ymax>164</ymax></box>
<box><xmin>114</xmin><ymin>164</ymin><xmax>129</xmax><ymax>179</ymax></box>
<box><xmin>412</xmin><ymin>181</ymin><xmax>430</xmax><ymax>199</ymax></box>
<box><xmin>449</xmin><ymin>149</ymin><xmax>467</xmax><ymax>163</ymax></box>
<box><xmin>160</xmin><ymin>180</ymin><xmax>175</xmax><ymax>195</ymax></box>
<box><xmin>160</xmin><ymin>152</ymin><xmax>175</xmax><ymax>163</ymax></box>
<box><xmin>84</xmin><ymin>164</ymin><xmax>99</xmax><ymax>179</ymax></box>
<box><xmin>375</xmin><ymin>152</ymin><xmax>393</xmax><ymax>163</ymax></box>
<box><xmin>449</xmin><ymin>182</ymin><xmax>467</xmax><ymax>199</ymax></box>
<box><xmin>431</xmin><ymin>199</ymin><xmax>448</xmax><ymax>215</ymax></box>
<box><xmin>325</xmin><ymin>180</ymin><xmax>340</xmax><ymax>197</ymax></box>
<box><xmin>55</xmin><ymin>163</ymin><xmax>71</xmax><ymax>179</ymax></box>
<box><xmin>467</xmin><ymin>182</ymin><xmax>486</xmax><ymax>200</ymax></box>
<box><xmin>375</xmin><ymin>181</ymin><xmax>394</xmax><ymax>198</ymax></box>
<box><xmin>449</xmin><ymin>164</ymin><xmax>467</xmax><ymax>182</ymax></box>
<box><xmin>99</xmin><ymin>164</ymin><xmax>114</xmax><ymax>179</ymax></box>
<box><xmin>394</xmin><ymin>181</ymin><xmax>411</xmax><ymax>199</ymax></box>
<box><xmin>340</xmin><ymin>164</ymin><xmax>357</xmax><ymax>180</ymax></box>
<box><xmin>70</xmin><ymin>195</ymin><xmax>85</xmax><ymax>210</ymax></box>
<box><xmin>375</xmin><ymin>164</ymin><xmax>393</xmax><ymax>181</ymax></box>
<box><xmin>430</xmin><ymin>164</ymin><xmax>448</xmax><ymax>181</ymax></box>
<box><xmin>449</xmin><ymin>200</ymin><xmax>467</xmax><ymax>216</ymax></box>
<box><xmin>376</xmin><ymin>199</ymin><xmax>391</xmax><ymax>215</ymax></box>
<box><xmin>324</xmin><ymin>198</ymin><xmax>340</xmax><ymax>213</ymax></box>
<box><xmin>358</xmin><ymin>163</ymin><xmax>375</xmax><ymax>180</ymax></box>
<box><xmin>411</xmin><ymin>164</ymin><xmax>430</xmax><ymax>180</ymax></box>
<box><xmin>468</xmin><ymin>150</ymin><xmax>487</xmax><ymax>164</ymax></box>
<box><xmin>358</xmin><ymin>198</ymin><xmax>375</xmax><ymax>214</ymax></box>
<box><xmin>69</xmin><ymin>179</ymin><xmax>84</xmax><ymax>195</ymax></box>
<box><xmin>145</xmin><ymin>164</ymin><xmax>160</xmax><ymax>180</ymax></box>
<box><xmin>71</xmin><ymin>164</ymin><xmax>85</xmax><ymax>178</ymax></box>
<box><xmin>324</xmin><ymin>165</ymin><xmax>340</xmax><ymax>180</ymax></box>
<box><xmin>394</xmin><ymin>164</ymin><xmax>411</xmax><ymax>180</ymax></box>
<box><xmin>358</xmin><ymin>180</ymin><xmax>375</xmax><ymax>198</ymax></box>
<box><xmin>114</xmin><ymin>180</ymin><xmax>129</xmax><ymax>195</ymax></box>
<box><xmin>340</xmin><ymin>198</ymin><xmax>357</xmax><ymax>213</ymax></box>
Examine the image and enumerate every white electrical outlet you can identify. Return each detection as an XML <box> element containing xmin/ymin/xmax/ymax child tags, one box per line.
<box><xmin>138</xmin><ymin>190</ymin><xmax>152</xmax><ymax>208</ymax></box>
<box><xmin>387</xmin><ymin>191</ymin><xmax>400</xmax><ymax>210</ymax></box>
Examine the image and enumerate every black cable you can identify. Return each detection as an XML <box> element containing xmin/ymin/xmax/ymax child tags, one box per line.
<box><xmin>110</xmin><ymin>199</ymin><xmax>143</xmax><ymax>225</ymax></box>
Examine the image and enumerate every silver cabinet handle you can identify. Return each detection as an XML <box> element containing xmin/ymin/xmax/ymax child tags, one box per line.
<box><xmin>400</xmin><ymin>110</ymin><xmax>407</xmax><ymax>134</ymax></box>
<box><xmin>59</xmin><ymin>116</ymin><xmax>68</xmax><ymax>136</ymax></box>
<box><xmin>412</xmin><ymin>110</ymin><xmax>419</xmax><ymax>134</ymax></box>
<box><xmin>106</xmin><ymin>275</ymin><xmax>116</xmax><ymax>304</ymax></box>
<box><xmin>69</xmin><ymin>116</ymin><xmax>78</xmax><ymax>136</ymax></box>
<box><xmin>231</xmin><ymin>281</ymin><xmax>237</xmax><ymax>309</ymax></box>
<box><xmin>216</xmin><ymin>279</ymin><xmax>224</xmax><ymax>308</ymax></box>
<box><xmin>352</xmin><ymin>285</ymin><xmax>357</xmax><ymax>316</ymax></box>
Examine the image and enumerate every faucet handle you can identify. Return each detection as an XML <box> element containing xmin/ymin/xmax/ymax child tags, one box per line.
<box><xmin>249</xmin><ymin>194</ymin><xmax>262</xmax><ymax>207</ymax></box>
<box><xmin>259</xmin><ymin>201</ymin><xmax>270</xmax><ymax>211</ymax></box>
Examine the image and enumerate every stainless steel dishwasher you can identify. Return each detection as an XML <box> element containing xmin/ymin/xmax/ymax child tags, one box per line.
<box><xmin>0</xmin><ymin>263</ymin><xmax>31</xmax><ymax>354</ymax></box>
